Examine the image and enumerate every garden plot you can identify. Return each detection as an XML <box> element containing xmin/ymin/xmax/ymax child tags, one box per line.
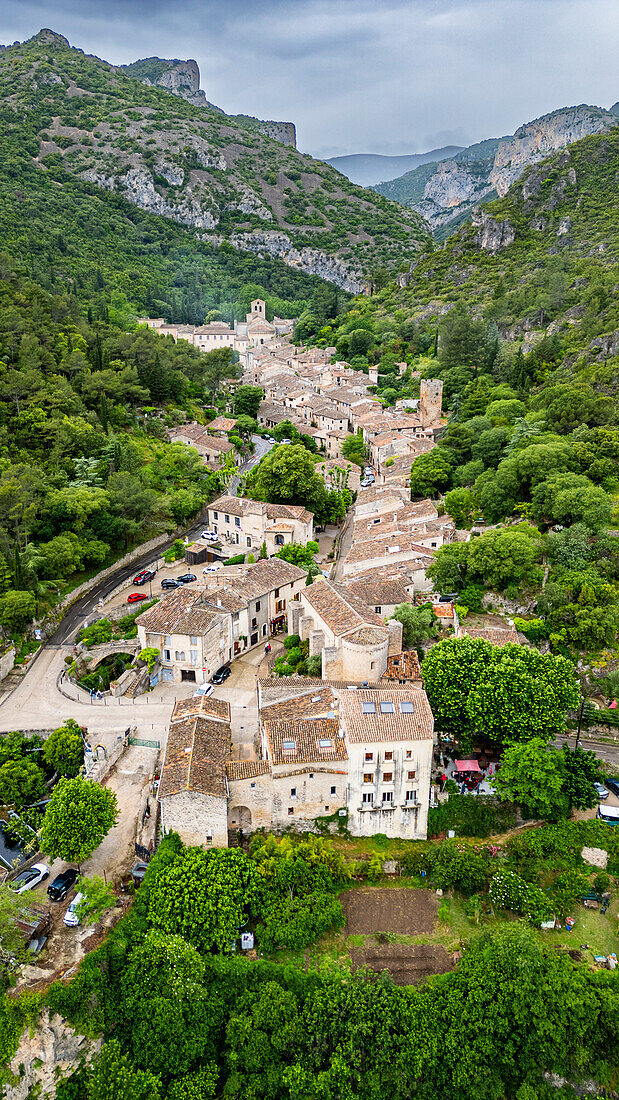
<box><xmin>350</xmin><ymin>943</ymin><xmax>456</xmax><ymax>986</ymax></box>
<box><xmin>341</xmin><ymin>888</ymin><xmax>439</xmax><ymax>935</ymax></box>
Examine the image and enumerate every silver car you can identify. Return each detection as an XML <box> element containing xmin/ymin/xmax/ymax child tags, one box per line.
<box><xmin>9</xmin><ymin>863</ymin><xmax>50</xmax><ymax>894</ymax></box>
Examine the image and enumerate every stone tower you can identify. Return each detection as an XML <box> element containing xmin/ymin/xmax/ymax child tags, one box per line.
<box><xmin>418</xmin><ymin>379</ymin><xmax>443</xmax><ymax>427</ymax></box>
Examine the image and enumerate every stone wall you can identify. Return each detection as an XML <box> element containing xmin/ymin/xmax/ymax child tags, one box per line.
<box><xmin>161</xmin><ymin>789</ymin><xmax>228</xmax><ymax>847</ymax></box>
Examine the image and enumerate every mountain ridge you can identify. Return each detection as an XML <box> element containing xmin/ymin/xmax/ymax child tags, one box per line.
<box><xmin>374</xmin><ymin>102</ymin><xmax>619</xmax><ymax>237</ymax></box>
<box><xmin>0</xmin><ymin>29</ymin><xmax>431</xmax><ymax>292</ymax></box>
<box><xmin>325</xmin><ymin>146</ymin><xmax>463</xmax><ymax>187</ymax></box>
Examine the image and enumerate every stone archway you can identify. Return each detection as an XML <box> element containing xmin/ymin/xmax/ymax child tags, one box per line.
<box><xmin>229</xmin><ymin>805</ymin><xmax>252</xmax><ymax>831</ymax></box>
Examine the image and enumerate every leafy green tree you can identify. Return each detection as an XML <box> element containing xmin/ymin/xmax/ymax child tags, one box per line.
<box><xmin>0</xmin><ymin>758</ymin><xmax>47</xmax><ymax>809</ymax></box>
<box><xmin>409</xmin><ymin>451</ymin><xmax>452</xmax><ymax>499</ymax></box>
<box><xmin>560</xmin><ymin>744</ymin><xmax>602</xmax><ymax>810</ymax></box>
<box><xmin>85</xmin><ymin>1040</ymin><xmax>161</xmax><ymax>1100</ymax></box>
<box><xmin>167</xmin><ymin>1067</ymin><xmax>218</xmax><ymax>1100</ymax></box>
<box><xmin>444</xmin><ymin>487</ymin><xmax>478</xmax><ymax>528</ymax></box>
<box><xmin>466</xmin><ymin>524</ymin><xmax>543</xmax><ymax>590</ymax></box>
<box><xmin>426</xmin><ymin>541</ymin><xmax>470</xmax><ymax>593</ymax></box>
<box><xmin>0</xmin><ymin>886</ymin><xmax>31</xmax><ymax>980</ymax></box>
<box><xmin>531</xmin><ymin>473</ymin><xmax>612</xmax><ymax>532</ymax></box>
<box><xmin>389</xmin><ymin>603</ymin><xmax>438</xmax><ymax>647</ymax></box>
<box><xmin>43</xmin><ymin>719</ymin><xmax>84</xmax><ymax>778</ymax></box>
<box><xmin>201</xmin><ymin>347</ymin><xmax>239</xmax><ymax>405</ymax></box>
<box><xmin>247</xmin><ymin>445</ymin><xmax>327</xmax><ymax>520</ymax></box>
<box><xmin>233</xmin><ymin>386</ymin><xmax>263</xmax><ymax>418</ymax></box>
<box><xmin>494</xmin><ymin>738</ymin><xmax>569</xmax><ymax>820</ymax></box>
<box><xmin>147</xmin><ymin>846</ymin><xmax>258</xmax><ymax>952</ymax></box>
<box><xmin>120</xmin><ymin>931</ymin><xmax>218</xmax><ymax>1078</ymax></box>
<box><xmin>0</xmin><ymin>590</ymin><xmax>36</xmax><ymax>634</ymax></box>
<box><xmin>422</xmin><ymin>635</ymin><xmax>494</xmax><ymax>744</ymax></box>
<box><xmin>40</xmin><ymin>777</ymin><xmax>118</xmax><ymax>867</ymax></box>
<box><xmin>466</xmin><ymin>645</ymin><xmax>579</xmax><ymax>747</ymax></box>
<box><xmin>276</xmin><ymin>542</ymin><xmax>319</xmax><ymax>568</ymax></box>
<box><xmin>75</xmin><ymin>875</ymin><xmax>116</xmax><ymax>925</ymax></box>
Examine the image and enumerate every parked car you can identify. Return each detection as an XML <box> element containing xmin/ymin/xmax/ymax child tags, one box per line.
<box><xmin>202</xmin><ymin>562</ymin><xmax>223</xmax><ymax>574</ymax></box>
<box><xmin>63</xmin><ymin>892</ymin><xmax>84</xmax><ymax>927</ymax></box>
<box><xmin>127</xmin><ymin>592</ymin><xmax>148</xmax><ymax>604</ymax></box>
<box><xmin>9</xmin><ymin>863</ymin><xmax>49</xmax><ymax>894</ymax></box>
<box><xmin>161</xmin><ymin>578</ymin><xmax>180</xmax><ymax>590</ymax></box>
<box><xmin>201</xmin><ymin>530</ymin><xmax>219</xmax><ymax>541</ymax></box>
<box><xmin>280</xmin><ymin>437</ymin><xmax>292</xmax><ymax>445</ymax></box>
<box><xmin>364</xmin><ymin>467</ymin><xmax>375</xmax><ymax>476</ymax></box>
<box><xmin>265</xmin><ymin>436</ymin><xmax>276</xmax><ymax>444</ymax></box>
<box><xmin>594</xmin><ymin>783</ymin><xmax>609</xmax><ymax>801</ymax></box>
<box><xmin>193</xmin><ymin>682</ymin><xmax>214</xmax><ymax>698</ymax></box>
<box><xmin>133</xmin><ymin>569</ymin><xmax>155</xmax><ymax>585</ymax></box>
<box><xmin>211</xmin><ymin>665</ymin><xmax>231</xmax><ymax>685</ymax></box>
<box><xmin>605</xmin><ymin>778</ymin><xmax>619</xmax><ymax>798</ymax></box>
<box><xmin>177</xmin><ymin>573</ymin><xmax>197</xmax><ymax>584</ymax></box>
<box><xmin>47</xmin><ymin>868</ymin><xmax>78</xmax><ymax>902</ymax></box>
<box><xmin>360</xmin><ymin>478</ymin><xmax>374</xmax><ymax>488</ymax></box>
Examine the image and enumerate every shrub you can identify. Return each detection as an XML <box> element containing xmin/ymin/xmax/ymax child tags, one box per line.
<box><xmin>432</xmin><ymin>841</ymin><xmax>489</xmax><ymax>895</ymax></box>
<box><xmin>283</xmin><ymin>634</ymin><xmax>301</xmax><ymax>650</ymax></box>
<box><xmin>593</xmin><ymin>871</ymin><xmax>611</xmax><ymax>894</ymax></box>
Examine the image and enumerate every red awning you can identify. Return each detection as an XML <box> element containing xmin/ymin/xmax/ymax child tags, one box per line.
<box><xmin>455</xmin><ymin>759</ymin><xmax>481</xmax><ymax>772</ymax></box>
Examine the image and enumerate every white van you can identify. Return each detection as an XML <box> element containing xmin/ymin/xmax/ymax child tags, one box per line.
<box><xmin>63</xmin><ymin>892</ymin><xmax>83</xmax><ymax>927</ymax></box>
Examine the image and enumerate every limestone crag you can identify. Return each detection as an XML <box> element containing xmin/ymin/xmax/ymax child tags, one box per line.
<box><xmin>124</xmin><ymin>56</ymin><xmax>296</xmax><ymax>147</ymax></box>
<box><xmin>230</xmin><ymin>231</ymin><xmax>366</xmax><ymax>293</ymax></box>
<box><xmin>491</xmin><ymin>105</ymin><xmax>617</xmax><ymax>195</ymax></box>
<box><xmin>5</xmin><ymin>1009</ymin><xmax>101</xmax><ymax>1100</ymax></box>
<box><xmin>417</xmin><ymin>159</ymin><xmax>494</xmax><ymax>228</ymax></box>
<box><xmin>81</xmin><ymin>167</ymin><xmax>218</xmax><ymax>230</ymax></box>
<box><xmin>471</xmin><ymin>210</ymin><xmax>516</xmax><ymax>253</ymax></box>
<box><xmin>377</xmin><ymin>102</ymin><xmax>618</xmax><ymax>233</ymax></box>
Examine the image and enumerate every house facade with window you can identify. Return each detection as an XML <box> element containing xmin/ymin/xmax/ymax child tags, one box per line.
<box><xmin>205</xmin><ymin>496</ymin><xmax>313</xmax><ymax>554</ymax></box>
<box><xmin>136</xmin><ymin>588</ymin><xmax>233</xmax><ymax>685</ymax></box>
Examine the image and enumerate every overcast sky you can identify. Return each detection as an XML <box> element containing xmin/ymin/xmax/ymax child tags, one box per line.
<box><xmin>2</xmin><ymin>0</ymin><xmax>617</xmax><ymax>158</ymax></box>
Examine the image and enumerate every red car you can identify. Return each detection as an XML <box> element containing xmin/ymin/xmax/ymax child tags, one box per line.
<box><xmin>127</xmin><ymin>592</ymin><xmax>148</xmax><ymax>604</ymax></box>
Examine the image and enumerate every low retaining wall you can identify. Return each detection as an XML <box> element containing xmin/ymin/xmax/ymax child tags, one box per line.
<box><xmin>57</xmin><ymin>534</ymin><xmax>172</xmax><ymax>613</ymax></box>
<box><xmin>85</xmin><ymin>727</ymin><xmax>134</xmax><ymax>785</ymax></box>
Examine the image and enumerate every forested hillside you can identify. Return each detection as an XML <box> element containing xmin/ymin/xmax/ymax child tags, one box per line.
<box><xmin>0</xmin><ymin>30</ymin><xmax>431</xmax><ymax>291</ymax></box>
<box><xmin>298</xmin><ymin>125</ymin><xmax>619</xmax><ymax>657</ymax></box>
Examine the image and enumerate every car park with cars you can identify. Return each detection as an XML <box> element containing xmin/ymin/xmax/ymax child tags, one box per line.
<box><xmin>202</xmin><ymin>562</ymin><xmax>223</xmax><ymax>574</ymax></box>
<box><xmin>47</xmin><ymin>867</ymin><xmax>78</xmax><ymax>902</ymax></box>
<box><xmin>9</xmin><ymin>863</ymin><xmax>49</xmax><ymax>894</ymax></box>
<box><xmin>127</xmin><ymin>592</ymin><xmax>148</xmax><ymax>604</ymax></box>
<box><xmin>161</xmin><ymin>578</ymin><xmax>180</xmax><ymax>590</ymax></box>
<box><xmin>201</xmin><ymin>530</ymin><xmax>219</xmax><ymax>541</ymax></box>
<box><xmin>177</xmin><ymin>573</ymin><xmax>197</xmax><ymax>584</ymax></box>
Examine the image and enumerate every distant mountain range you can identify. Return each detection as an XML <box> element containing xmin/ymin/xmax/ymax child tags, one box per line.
<box><xmin>373</xmin><ymin>103</ymin><xmax>619</xmax><ymax>237</ymax></box>
<box><xmin>325</xmin><ymin>147</ymin><xmax>463</xmax><ymax>187</ymax></box>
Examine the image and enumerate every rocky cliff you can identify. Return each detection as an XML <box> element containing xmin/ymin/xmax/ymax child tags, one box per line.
<box><xmin>375</xmin><ymin>103</ymin><xmax>618</xmax><ymax>236</ymax></box>
<box><xmin>121</xmin><ymin>56</ymin><xmax>297</xmax><ymax>147</ymax></box>
<box><xmin>5</xmin><ymin>1009</ymin><xmax>101</xmax><ymax>1100</ymax></box>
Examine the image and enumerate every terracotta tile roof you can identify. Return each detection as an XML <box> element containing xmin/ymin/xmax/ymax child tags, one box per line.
<box><xmin>217</xmin><ymin>557</ymin><xmax>306</xmax><ymax>596</ymax></box>
<box><xmin>207</xmin><ymin>496</ymin><xmax>313</xmax><ymax>526</ymax></box>
<box><xmin>459</xmin><ymin>626</ymin><xmax>519</xmax><ymax>646</ymax></box>
<box><xmin>261</xmin><ymin>686</ymin><xmax>337</xmax><ymax>724</ymax></box>
<box><xmin>257</xmin><ymin>677</ymin><xmax>328</xmax><ymax>706</ymax></box>
<box><xmin>204</xmin><ymin>418</ymin><xmax>236</xmax><ymax>431</ymax></box>
<box><xmin>345</xmin><ymin>576</ymin><xmax>411</xmax><ymax>607</ymax></box>
<box><xmin>264</xmin><ymin>717</ymin><xmax>347</xmax><ymax>766</ymax></box>
<box><xmin>171</xmin><ymin>696</ymin><xmax>231</xmax><ymax>723</ymax></box>
<box><xmin>226</xmin><ymin>760</ymin><xmax>271</xmax><ymax>780</ymax></box>
<box><xmin>136</xmin><ymin>588</ymin><xmax>224</xmax><ymax>636</ymax></box>
<box><xmin>159</xmin><ymin>709</ymin><xmax>231</xmax><ymax>800</ymax></box>
<box><xmin>344</xmin><ymin>535</ymin><xmax>437</xmax><ymax>567</ymax></box>
<box><xmin>433</xmin><ymin>602</ymin><xmax>455</xmax><ymax>618</ymax></box>
<box><xmin>300</xmin><ymin>577</ymin><xmax>386</xmax><ymax>637</ymax></box>
<box><xmin>383</xmin><ymin>651</ymin><xmax>423</xmax><ymax>682</ymax></box>
<box><xmin>339</xmin><ymin>688</ymin><xmax>434</xmax><ymax>743</ymax></box>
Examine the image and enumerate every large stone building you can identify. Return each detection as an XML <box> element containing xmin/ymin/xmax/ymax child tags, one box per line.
<box><xmin>136</xmin><ymin>558</ymin><xmax>307</xmax><ymax>679</ymax></box>
<box><xmin>158</xmin><ymin>696</ymin><xmax>232</xmax><ymax>847</ymax></box>
<box><xmin>288</xmin><ymin>576</ymin><xmax>403</xmax><ymax>681</ymax></box>
<box><xmin>205</xmin><ymin>495</ymin><xmax>314</xmax><ymax>555</ymax></box>
<box><xmin>158</xmin><ymin>679</ymin><xmax>435</xmax><ymax>845</ymax></box>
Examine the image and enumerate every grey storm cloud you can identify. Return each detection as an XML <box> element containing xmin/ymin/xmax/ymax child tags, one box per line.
<box><xmin>1</xmin><ymin>0</ymin><xmax>617</xmax><ymax>158</ymax></box>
